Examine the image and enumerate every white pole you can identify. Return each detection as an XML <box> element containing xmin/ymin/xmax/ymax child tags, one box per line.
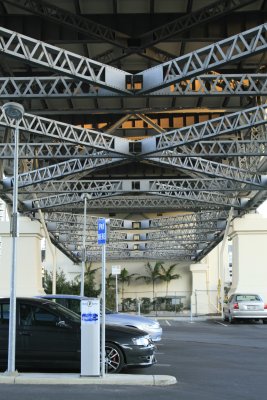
<box><xmin>115</xmin><ymin>274</ymin><xmax>118</xmax><ymax>312</ymax></box>
<box><xmin>101</xmin><ymin>243</ymin><xmax>106</xmax><ymax>377</ymax></box>
<box><xmin>80</xmin><ymin>194</ymin><xmax>87</xmax><ymax>297</ymax></box>
<box><xmin>2</xmin><ymin>102</ymin><xmax>24</xmax><ymax>376</ymax></box>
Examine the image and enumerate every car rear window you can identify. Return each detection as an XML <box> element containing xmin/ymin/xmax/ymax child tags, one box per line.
<box><xmin>236</xmin><ymin>295</ymin><xmax>261</xmax><ymax>302</ymax></box>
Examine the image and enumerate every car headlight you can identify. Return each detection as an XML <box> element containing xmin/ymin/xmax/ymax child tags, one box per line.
<box><xmin>132</xmin><ymin>336</ymin><xmax>150</xmax><ymax>346</ymax></box>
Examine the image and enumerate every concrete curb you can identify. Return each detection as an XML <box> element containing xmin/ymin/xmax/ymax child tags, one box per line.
<box><xmin>0</xmin><ymin>373</ymin><xmax>177</xmax><ymax>386</ymax></box>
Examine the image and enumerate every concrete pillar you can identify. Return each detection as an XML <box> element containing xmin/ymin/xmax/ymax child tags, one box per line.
<box><xmin>190</xmin><ymin>263</ymin><xmax>210</xmax><ymax>315</ymax></box>
<box><xmin>0</xmin><ymin>217</ymin><xmax>45</xmax><ymax>297</ymax></box>
<box><xmin>228</xmin><ymin>213</ymin><xmax>267</xmax><ymax>302</ymax></box>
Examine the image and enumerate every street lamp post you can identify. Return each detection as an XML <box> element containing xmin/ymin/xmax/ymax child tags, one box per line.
<box><xmin>2</xmin><ymin>102</ymin><xmax>25</xmax><ymax>375</ymax></box>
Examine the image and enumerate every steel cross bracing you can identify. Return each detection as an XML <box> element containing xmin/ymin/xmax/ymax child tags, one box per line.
<box><xmin>0</xmin><ymin>26</ymin><xmax>131</xmax><ymax>94</ymax></box>
<box><xmin>0</xmin><ymin>143</ymin><xmax>124</xmax><ymax>159</ymax></box>
<box><xmin>42</xmin><ymin>210</ymin><xmax>228</xmax><ymax>229</ymax></box>
<box><xmin>0</xmin><ymin>23</ymin><xmax>266</xmax><ymax>96</ymax></box>
<box><xmin>0</xmin><ymin>109</ymin><xmax>130</xmax><ymax>155</ymax></box>
<box><xmin>0</xmin><ymin>74</ymin><xmax>266</xmax><ymax>98</ymax></box>
<box><xmin>139</xmin><ymin>23</ymin><xmax>267</xmax><ymax>93</ymax></box>
<box><xmin>12</xmin><ymin>178</ymin><xmax>261</xmax><ymax>193</ymax></box>
<box><xmin>0</xmin><ymin>0</ymin><xmax>128</xmax><ymax>48</ymax></box>
<box><xmin>147</xmin><ymin>156</ymin><xmax>266</xmax><ymax>186</ymax></box>
<box><xmin>22</xmin><ymin>189</ymin><xmax>241</xmax><ymax>210</ymax></box>
<box><xmin>1</xmin><ymin>157</ymin><xmax>126</xmax><ymax>188</ymax></box>
<box><xmin>0</xmin><ymin>139</ymin><xmax>267</xmax><ymax>160</ymax></box>
<box><xmin>82</xmin><ymin>251</ymin><xmax>193</xmax><ymax>262</ymax></box>
<box><xmin>141</xmin><ymin>104</ymin><xmax>267</xmax><ymax>154</ymax></box>
<box><xmin>22</xmin><ymin>193</ymin><xmax>224</xmax><ymax>211</ymax></box>
<box><xmin>39</xmin><ymin>197</ymin><xmax>222</xmax><ymax>212</ymax></box>
<box><xmin>161</xmin><ymin>140</ymin><xmax>267</xmax><ymax>158</ymax></box>
<box><xmin>53</xmin><ymin>228</ymin><xmax>220</xmax><ymax>242</ymax></box>
<box><xmin>1</xmin><ymin>0</ymin><xmax>256</xmax><ymax>65</ymax></box>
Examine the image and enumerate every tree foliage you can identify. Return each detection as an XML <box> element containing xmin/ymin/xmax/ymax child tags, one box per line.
<box><xmin>158</xmin><ymin>263</ymin><xmax>181</xmax><ymax>296</ymax></box>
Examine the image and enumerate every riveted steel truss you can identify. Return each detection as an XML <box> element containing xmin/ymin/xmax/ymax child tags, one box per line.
<box><xmin>1</xmin><ymin>0</ymin><xmax>256</xmax><ymax>65</ymax></box>
<box><xmin>0</xmin><ymin>74</ymin><xmax>266</xmax><ymax>98</ymax></box>
<box><xmin>139</xmin><ymin>23</ymin><xmax>267</xmax><ymax>93</ymax></box>
<box><xmin>0</xmin><ymin>6</ymin><xmax>267</xmax><ymax>262</ymax></box>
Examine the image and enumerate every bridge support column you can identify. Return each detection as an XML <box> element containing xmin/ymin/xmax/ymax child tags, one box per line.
<box><xmin>228</xmin><ymin>213</ymin><xmax>267</xmax><ymax>301</ymax></box>
<box><xmin>0</xmin><ymin>217</ymin><xmax>44</xmax><ymax>297</ymax></box>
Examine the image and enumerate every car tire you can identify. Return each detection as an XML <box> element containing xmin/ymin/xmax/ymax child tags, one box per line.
<box><xmin>228</xmin><ymin>314</ymin><xmax>235</xmax><ymax>324</ymax></box>
<box><xmin>263</xmin><ymin>319</ymin><xmax>267</xmax><ymax>324</ymax></box>
<box><xmin>105</xmin><ymin>342</ymin><xmax>125</xmax><ymax>373</ymax></box>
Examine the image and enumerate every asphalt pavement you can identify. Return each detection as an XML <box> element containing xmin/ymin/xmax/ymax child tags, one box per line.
<box><xmin>1</xmin><ymin>317</ymin><xmax>267</xmax><ymax>400</ymax></box>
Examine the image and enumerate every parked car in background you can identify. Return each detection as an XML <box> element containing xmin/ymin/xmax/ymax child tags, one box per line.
<box><xmin>0</xmin><ymin>297</ymin><xmax>156</xmax><ymax>373</ymax></box>
<box><xmin>38</xmin><ymin>294</ymin><xmax>162</xmax><ymax>342</ymax></box>
<box><xmin>223</xmin><ymin>293</ymin><xmax>267</xmax><ymax>324</ymax></box>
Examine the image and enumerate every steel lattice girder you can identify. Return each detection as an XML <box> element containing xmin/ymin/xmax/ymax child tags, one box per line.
<box><xmin>38</xmin><ymin>196</ymin><xmax>222</xmax><ymax>212</ymax></box>
<box><xmin>42</xmin><ymin>210</ymin><xmax>228</xmax><ymax>228</ymax></box>
<box><xmin>0</xmin><ymin>26</ymin><xmax>131</xmax><ymax>94</ymax></box>
<box><xmin>147</xmin><ymin>156</ymin><xmax>266</xmax><ymax>185</ymax></box>
<box><xmin>0</xmin><ymin>74</ymin><xmax>266</xmax><ymax>98</ymax></box>
<box><xmin>1</xmin><ymin>157</ymin><xmax>126</xmax><ymax>188</ymax></box>
<box><xmin>0</xmin><ymin>23</ymin><xmax>266</xmax><ymax>96</ymax></box>
<box><xmin>0</xmin><ymin>140</ymin><xmax>267</xmax><ymax>159</ymax></box>
<box><xmin>22</xmin><ymin>190</ymin><xmax>239</xmax><ymax>210</ymax></box>
<box><xmin>1</xmin><ymin>0</ymin><xmax>256</xmax><ymax>65</ymax></box>
<box><xmin>53</xmin><ymin>228</ymin><xmax>220</xmax><ymax>243</ymax></box>
<box><xmin>139</xmin><ymin>23</ymin><xmax>267</xmax><ymax>93</ymax></box>
<box><xmin>10</xmin><ymin>178</ymin><xmax>263</xmax><ymax>192</ymax></box>
<box><xmin>0</xmin><ymin>109</ymin><xmax>130</xmax><ymax>155</ymax></box>
<box><xmin>0</xmin><ymin>143</ymin><xmax>124</xmax><ymax>159</ymax></box>
<box><xmin>141</xmin><ymin>104</ymin><xmax>267</xmax><ymax>153</ymax></box>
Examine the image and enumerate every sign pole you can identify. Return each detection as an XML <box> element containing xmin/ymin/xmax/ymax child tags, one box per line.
<box><xmin>97</xmin><ymin>217</ymin><xmax>108</xmax><ymax>377</ymax></box>
<box><xmin>101</xmin><ymin>243</ymin><xmax>106</xmax><ymax>377</ymax></box>
<box><xmin>115</xmin><ymin>274</ymin><xmax>118</xmax><ymax>312</ymax></box>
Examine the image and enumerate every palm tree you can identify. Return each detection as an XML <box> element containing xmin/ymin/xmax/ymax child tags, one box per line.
<box><xmin>118</xmin><ymin>268</ymin><xmax>137</xmax><ymax>310</ymax></box>
<box><xmin>136</xmin><ymin>261</ymin><xmax>163</xmax><ymax>300</ymax></box>
<box><xmin>158</xmin><ymin>263</ymin><xmax>181</xmax><ymax>296</ymax></box>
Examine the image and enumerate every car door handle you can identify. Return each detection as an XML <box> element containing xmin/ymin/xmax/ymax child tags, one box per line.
<box><xmin>18</xmin><ymin>331</ymin><xmax>32</xmax><ymax>336</ymax></box>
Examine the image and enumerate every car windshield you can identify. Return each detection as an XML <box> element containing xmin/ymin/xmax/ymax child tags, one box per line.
<box><xmin>45</xmin><ymin>301</ymin><xmax>81</xmax><ymax>323</ymax></box>
<box><xmin>236</xmin><ymin>295</ymin><xmax>261</xmax><ymax>302</ymax></box>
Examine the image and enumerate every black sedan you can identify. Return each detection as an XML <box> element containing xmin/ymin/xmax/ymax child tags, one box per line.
<box><xmin>0</xmin><ymin>298</ymin><xmax>156</xmax><ymax>373</ymax></box>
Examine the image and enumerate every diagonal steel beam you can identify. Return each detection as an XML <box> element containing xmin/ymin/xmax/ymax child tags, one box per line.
<box><xmin>0</xmin><ymin>108</ymin><xmax>130</xmax><ymax>155</ymax></box>
<box><xmin>141</xmin><ymin>104</ymin><xmax>267</xmax><ymax>154</ymax></box>
<box><xmin>147</xmin><ymin>156</ymin><xmax>266</xmax><ymax>186</ymax></box>
<box><xmin>0</xmin><ymin>25</ymin><xmax>131</xmax><ymax>94</ymax></box>
<box><xmin>139</xmin><ymin>23</ymin><xmax>267</xmax><ymax>93</ymax></box>
<box><xmin>2</xmin><ymin>156</ymin><xmax>126</xmax><ymax>188</ymax></box>
<box><xmin>1</xmin><ymin>0</ymin><xmax>256</xmax><ymax>65</ymax></box>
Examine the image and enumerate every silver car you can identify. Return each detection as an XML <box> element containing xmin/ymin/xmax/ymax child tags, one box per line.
<box><xmin>223</xmin><ymin>293</ymin><xmax>267</xmax><ymax>324</ymax></box>
<box><xmin>37</xmin><ymin>294</ymin><xmax>162</xmax><ymax>341</ymax></box>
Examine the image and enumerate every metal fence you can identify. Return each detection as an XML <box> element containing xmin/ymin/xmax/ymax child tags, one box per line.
<box><xmin>114</xmin><ymin>290</ymin><xmax>220</xmax><ymax>317</ymax></box>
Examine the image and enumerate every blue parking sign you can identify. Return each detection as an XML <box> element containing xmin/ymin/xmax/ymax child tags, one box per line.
<box><xmin>97</xmin><ymin>218</ymin><xmax>106</xmax><ymax>245</ymax></box>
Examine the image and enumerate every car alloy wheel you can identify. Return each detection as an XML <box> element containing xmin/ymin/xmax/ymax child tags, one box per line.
<box><xmin>105</xmin><ymin>342</ymin><xmax>124</xmax><ymax>373</ymax></box>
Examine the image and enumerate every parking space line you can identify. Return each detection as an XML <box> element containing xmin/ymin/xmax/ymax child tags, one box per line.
<box><xmin>165</xmin><ymin>320</ymin><xmax>171</xmax><ymax>326</ymax></box>
<box><xmin>215</xmin><ymin>321</ymin><xmax>228</xmax><ymax>327</ymax></box>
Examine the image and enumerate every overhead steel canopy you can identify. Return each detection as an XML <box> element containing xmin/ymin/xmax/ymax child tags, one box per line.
<box><xmin>0</xmin><ymin>0</ymin><xmax>266</xmax><ymax>262</ymax></box>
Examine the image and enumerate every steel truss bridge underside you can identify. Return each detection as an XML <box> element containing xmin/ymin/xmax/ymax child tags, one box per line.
<box><xmin>0</xmin><ymin>0</ymin><xmax>267</xmax><ymax>262</ymax></box>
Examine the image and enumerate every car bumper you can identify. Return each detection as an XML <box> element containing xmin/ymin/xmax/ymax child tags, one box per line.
<box><xmin>121</xmin><ymin>343</ymin><xmax>156</xmax><ymax>367</ymax></box>
<box><xmin>231</xmin><ymin>311</ymin><xmax>267</xmax><ymax>319</ymax></box>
